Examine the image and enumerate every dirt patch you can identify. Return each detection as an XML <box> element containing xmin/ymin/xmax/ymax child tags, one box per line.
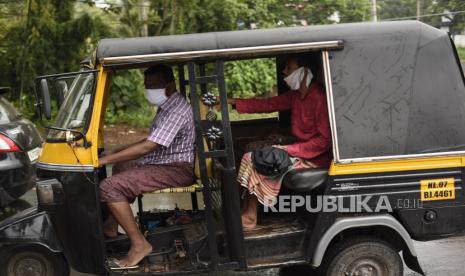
<box><xmin>104</xmin><ymin>124</ymin><xmax>149</xmax><ymax>147</ymax></box>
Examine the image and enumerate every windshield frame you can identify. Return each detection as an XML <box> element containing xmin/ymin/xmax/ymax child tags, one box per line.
<box><xmin>34</xmin><ymin>69</ymin><xmax>99</xmax><ymax>143</ymax></box>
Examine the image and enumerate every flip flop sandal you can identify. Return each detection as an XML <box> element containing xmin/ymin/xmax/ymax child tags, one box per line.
<box><xmin>107</xmin><ymin>258</ymin><xmax>139</xmax><ymax>271</ymax></box>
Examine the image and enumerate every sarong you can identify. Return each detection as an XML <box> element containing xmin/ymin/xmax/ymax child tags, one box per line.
<box><xmin>237</xmin><ymin>151</ymin><xmax>316</xmax><ymax>206</ymax></box>
<box><xmin>99</xmin><ymin>160</ymin><xmax>194</xmax><ymax>203</ymax></box>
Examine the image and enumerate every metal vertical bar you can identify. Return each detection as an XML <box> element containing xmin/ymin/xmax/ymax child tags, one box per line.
<box><xmin>187</xmin><ymin>62</ymin><xmax>219</xmax><ymax>269</ymax></box>
<box><xmin>177</xmin><ymin>64</ymin><xmax>187</xmax><ymax>97</ymax></box>
<box><xmin>199</xmin><ymin>63</ymin><xmax>208</xmax><ymax>95</ymax></box>
<box><xmin>190</xmin><ymin>192</ymin><xmax>199</xmax><ymax>210</ymax></box>
<box><xmin>215</xmin><ymin>60</ymin><xmax>247</xmax><ymax>268</ymax></box>
<box><xmin>216</xmin><ymin>60</ymin><xmax>235</xmax><ymax>168</ymax></box>
<box><xmin>137</xmin><ymin>195</ymin><xmax>144</xmax><ymax>230</ymax></box>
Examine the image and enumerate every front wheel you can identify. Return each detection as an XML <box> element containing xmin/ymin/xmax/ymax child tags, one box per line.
<box><xmin>0</xmin><ymin>246</ymin><xmax>69</xmax><ymax>276</ymax></box>
<box><xmin>321</xmin><ymin>237</ymin><xmax>403</xmax><ymax>276</ymax></box>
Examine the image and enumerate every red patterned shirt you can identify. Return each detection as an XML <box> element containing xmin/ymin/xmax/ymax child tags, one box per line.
<box><xmin>235</xmin><ymin>84</ymin><xmax>332</xmax><ymax>167</ymax></box>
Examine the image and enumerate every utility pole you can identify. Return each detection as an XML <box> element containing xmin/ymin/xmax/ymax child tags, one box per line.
<box><xmin>416</xmin><ymin>0</ymin><xmax>421</xmax><ymax>21</ymax></box>
<box><xmin>138</xmin><ymin>0</ymin><xmax>149</xmax><ymax>37</ymax></box>
<box><xmin>19</xmin><ymin>0</ymin><xmax>32</xmax><ymax>109</ymax></box>
<box><xmin>371</xmin><ymin>0</ymin><xmax>377</xmax><ymax>22</ymax></box>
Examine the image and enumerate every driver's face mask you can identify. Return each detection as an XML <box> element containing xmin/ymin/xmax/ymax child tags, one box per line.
<box><xmin>145</xmin><ymin>88</ymin><xmax>168</xmax><ymax>106</ymax></box>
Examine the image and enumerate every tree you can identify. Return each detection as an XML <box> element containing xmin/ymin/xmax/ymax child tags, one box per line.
<box><xmin>0</xmin><ymin>0</ymin><xmax>112</xmax><ymax>116</ymax></box>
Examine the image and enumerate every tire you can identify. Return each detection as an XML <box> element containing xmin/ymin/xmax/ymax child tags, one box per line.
<box><xmin>0</xmin><ymin>246</ymin><xmax>69</xmax><ymax>276</ymax></box>
<box><xmin>321</xmin><ymin>237</ymin><xmax>403</xmax><ymax>276</ymax></box>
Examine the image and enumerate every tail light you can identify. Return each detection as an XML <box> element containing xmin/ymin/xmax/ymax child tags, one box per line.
<box><xmin>0</xmin><ymin>133</ymin><xmax>20</xmax><ymax>152</ymax></box>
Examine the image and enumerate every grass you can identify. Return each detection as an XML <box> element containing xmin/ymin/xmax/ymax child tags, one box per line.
<box><xmin>457</xmin><ymin>47</ymin><xmax>465</xmax><ymax>63</ymax></box>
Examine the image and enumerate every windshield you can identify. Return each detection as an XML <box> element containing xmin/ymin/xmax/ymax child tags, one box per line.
<box><xmin>45</xmin><ymin>71</ymin><xmax>96</xmax><ymax>140</ymax></box>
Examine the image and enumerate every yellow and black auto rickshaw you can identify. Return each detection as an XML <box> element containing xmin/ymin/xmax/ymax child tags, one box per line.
<box><xmin>1</xmin><ymin>20</ymin><xmax>465</xmax><ymax>276</ymax></box>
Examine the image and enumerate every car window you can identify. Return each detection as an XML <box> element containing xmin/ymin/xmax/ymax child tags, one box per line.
<box><xmin>0</xmin><ymin>97</ymin><xmax>20</xmax><ymax>124</ymax></box>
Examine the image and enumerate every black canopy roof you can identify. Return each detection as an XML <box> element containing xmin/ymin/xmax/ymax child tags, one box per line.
<box><xmin>96</xmin><ymin>21</ymin><xmax>427</xmax><ymax>64</ymax></box>
<box><xmin>95</xmin><ymin>21</ymin><xmax>465</xmax><ymax>162</ymax></box>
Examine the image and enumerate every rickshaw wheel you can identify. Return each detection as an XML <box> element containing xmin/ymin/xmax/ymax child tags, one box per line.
<box><xmin>321</xmin><ymin>237</ymin><xmax>403</xmax><ymax>276</ymax></box>
<box><xmin>0</xmin><ymin>246</ymin><xmax>69</xmax><ymax>276</ymax></box>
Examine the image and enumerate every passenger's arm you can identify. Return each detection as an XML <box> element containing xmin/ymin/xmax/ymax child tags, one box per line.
<box><xmin>99</xmin><ymin>140</ymin><xmax>159</xmax><ymax>166</ymax></box>
<box><xmin>231</xmin><ymin>92</ymin><xmax>293</xmax><ymax>114</ymax></box>
<box><xmin>285</xmin><ymin>98</ymin><xmax>331</xmax><ymax>159</ymax></box>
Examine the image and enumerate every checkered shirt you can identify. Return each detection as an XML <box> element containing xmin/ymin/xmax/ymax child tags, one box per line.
<box><xmin>140</xmin><ymin>92</ymin><xmax>195</xmax><ymax>165</ymax></box>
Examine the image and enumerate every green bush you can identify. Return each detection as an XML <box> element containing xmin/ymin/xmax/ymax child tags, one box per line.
<box><xmin>457</xmin><ymin>47</ymin><xmax>465</xmax><ymax>63</ymax></box>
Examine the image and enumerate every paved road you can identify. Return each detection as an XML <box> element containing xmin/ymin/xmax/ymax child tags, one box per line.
<box><xmin>3</xmin><ymin>189</ymin><xmax>465</xmax><ymax>276</ymax></box>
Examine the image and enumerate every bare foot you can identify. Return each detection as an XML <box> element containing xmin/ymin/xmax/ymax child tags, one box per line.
<box><xmin>241</xmin><ymin>213</ymin><xmax>257</xmax><ymax>230</ymax></box>
<box><xmin>118</xmin><ymin>240</ymin><xmax>153</xmax><ymax>267</ymax></box>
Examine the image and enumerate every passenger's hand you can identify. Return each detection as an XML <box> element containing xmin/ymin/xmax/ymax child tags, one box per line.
<box><xmin>227</xmin><ymin>98</ymin><xmax>236</xmax><ymax>106</ymax></box>
<box><xmin>273</xmin><ymin>144</ymin><xmax>288</xmax><ymax>150</ymax></box>
<box><xmin>214</xmin><ymin>97</ymin><xmax>236</xmax><ymax>110</ymax></box>
<box><xmin>299</xmin><ymin>69</ymin><xmax>309</xmax><ymax>94</ymax></box>
<box><xmin>213</xmin><ymin>97</ymin><xmax>236</xmax><ymax>105</ymax></box>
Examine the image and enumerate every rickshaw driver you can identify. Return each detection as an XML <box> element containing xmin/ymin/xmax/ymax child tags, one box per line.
<box><xmin>98</xmin><ymin>65</ymin><xmax>195</xmax><ymax>268</ymax></box>
<box><xmin>227</xmin><ymin>56</ymin><xmax>332</xmax><ymax>229</ymax></box>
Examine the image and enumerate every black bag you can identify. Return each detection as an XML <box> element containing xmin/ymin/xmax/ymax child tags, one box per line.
<box><xmin>251</xmin><ymin>146</ymin><xmax>292</xmax><ymax>176</ymax></box>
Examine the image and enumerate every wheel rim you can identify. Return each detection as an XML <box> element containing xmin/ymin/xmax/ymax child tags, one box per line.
<box><xmin>343</xmin><ymin>257</ymin><xmax>389</xmax><ymax>276</ymax></box>
<box><xmin>8</xmin><ymin>254</ymin><xmax>49</xmax><ymax>276</ymax></box>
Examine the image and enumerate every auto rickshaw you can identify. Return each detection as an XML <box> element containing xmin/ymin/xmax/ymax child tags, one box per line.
<box><xmin>1</xmin><ymin>20</ymin><xmax>465</xmax><ymax>276</ymax></box>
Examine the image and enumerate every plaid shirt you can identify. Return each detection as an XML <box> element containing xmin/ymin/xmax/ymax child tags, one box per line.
<box><xmin>140</xmin><ymin>92</ymin><xmax>195</xmax><ymax>165</ymax></box>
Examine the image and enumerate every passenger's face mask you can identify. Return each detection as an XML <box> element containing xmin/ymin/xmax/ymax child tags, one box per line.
<box><xmin>145</xmin><ymin>88</ymin><xmax>168</xmax><ymax>106</ymax></box>
<box><xmin>284</xmin><ymin>67</ymin><xmax>313</xmax><ymax>90</ymax></box>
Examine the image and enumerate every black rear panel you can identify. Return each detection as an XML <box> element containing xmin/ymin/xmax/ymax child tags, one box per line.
<box><xmin>328</xmin><ymin>167</ymin><xmax>465</xmax><ymax>240</ymax></box>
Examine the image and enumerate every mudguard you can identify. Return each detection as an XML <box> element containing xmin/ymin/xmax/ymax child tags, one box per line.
<box><xmin>311</xmin><ymin>215</ymin><xmax>425</xmax><ymax>276</ymax></box>
<box><xmin>0</xmin><ymin>207</ymin><xmax>63</xmax><ymax>252</ymax></box>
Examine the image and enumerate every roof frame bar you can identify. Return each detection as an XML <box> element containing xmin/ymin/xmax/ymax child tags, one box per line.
<box><xmin>100</xmin><ymin>40</ymin><xmax>344</xmax><ymax>65</ymax></box>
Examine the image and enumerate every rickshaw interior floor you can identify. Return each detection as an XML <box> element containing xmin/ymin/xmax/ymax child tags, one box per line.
<box><xmin>242</xmin><ymin>216</ymin><xmax>307</xmax><ymax>264</ymax></box>
<box><xmin>105</xmin><ymin>220</ymin><xmax>210</xmax><ymax>274</ymax></box>
<box><xmin>243</xmin><ymin>216</ymin><xmax>304</xmax><ymax>239</ymax></box>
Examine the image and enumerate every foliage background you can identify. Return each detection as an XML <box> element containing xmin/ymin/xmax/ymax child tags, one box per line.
<box><xmin>1</xmin><ymin>0</ymin><xmax>464</xmax><ymax>126</ymax></box>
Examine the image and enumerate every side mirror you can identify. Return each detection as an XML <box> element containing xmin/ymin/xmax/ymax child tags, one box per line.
<box><xmin>39</xmin><ymin>79</ymin><xmax>51</xmax><ymax>120</ymax></box>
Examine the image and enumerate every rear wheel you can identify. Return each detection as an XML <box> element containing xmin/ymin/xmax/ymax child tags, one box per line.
<box><xmin>0</xmin><ymin>246</ymin><xmax>69</xmax><ymax>276</ymax></box>
<box><xmin>321</xmin><ymin>237</ymin><xmax>403</xmax><ymax>276</ymax></box>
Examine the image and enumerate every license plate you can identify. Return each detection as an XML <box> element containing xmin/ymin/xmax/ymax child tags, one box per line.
<box><xmin>420</xmin><ymin>178</ymin><xmax>455</xmax><ymax>201</ymax></box>
<box><xmin>27</xmin><ymin>147</ymin><xmax>42</xmax><ymax>163</ymax></box>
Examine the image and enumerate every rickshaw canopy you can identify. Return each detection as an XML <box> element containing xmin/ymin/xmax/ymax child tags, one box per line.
<box><xmin>95</xmin><ymin>21</ymin><xmax>465</xmax><ymax>163</ymax></box>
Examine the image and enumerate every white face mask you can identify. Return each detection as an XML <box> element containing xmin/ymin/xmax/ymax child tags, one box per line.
<box><xmin>284</xmin><ymin>67</ymin><xmax>313</xmax><ymax>90</ymax></box>
<box><xmin>145</xmin><ymin>88</ymin><xmax>168</xmax><ymax>106</ymax></box>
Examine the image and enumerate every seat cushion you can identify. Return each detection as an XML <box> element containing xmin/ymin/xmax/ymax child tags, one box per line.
<box><xmin>283</xmin><ymin>168</ymin><xmax>328</xmax><ymax>193</ymax></box>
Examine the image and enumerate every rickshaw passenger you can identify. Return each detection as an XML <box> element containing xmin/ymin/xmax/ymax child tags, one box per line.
<box><xmin>98</xmin><ymin>65</ymin><xmax>195</xmax><ymax>268</ymax></box>
<box><xmin>228</xmin><ymin>56</ymin><xmax>332</xmax><ymax>229</ymax></box>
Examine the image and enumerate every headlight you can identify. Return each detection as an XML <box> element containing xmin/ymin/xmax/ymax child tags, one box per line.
<box><xmin>36</xmin><ymin>179</ymin><xmax>64</xmax><ymax>205</ymax></box>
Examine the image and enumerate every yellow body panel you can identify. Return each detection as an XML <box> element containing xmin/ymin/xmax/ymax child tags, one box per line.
<box><xmin>89</xmin><ymin>66</ymin><xmax>111</xmax><ymax>167</ymax></box>
<box><xmin>329</xmin><ymin>156</ymin><xmax>465</xmax><ymax>176</ymax></box>
<box><xmin>38</xmin><ymin>66</ymin><xmax>110</xmax><ymax>167</ymax></box>
<box><xmin>38</xmin><ymin>142</ymin><xmax>93</xmax><ymax>165</ymax></box>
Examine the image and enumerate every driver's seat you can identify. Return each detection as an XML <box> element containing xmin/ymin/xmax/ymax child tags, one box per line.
<box><xmin>282</xmin><ymin>168</ymin><xmax>328</xmax><ymax>193</ymax></box>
